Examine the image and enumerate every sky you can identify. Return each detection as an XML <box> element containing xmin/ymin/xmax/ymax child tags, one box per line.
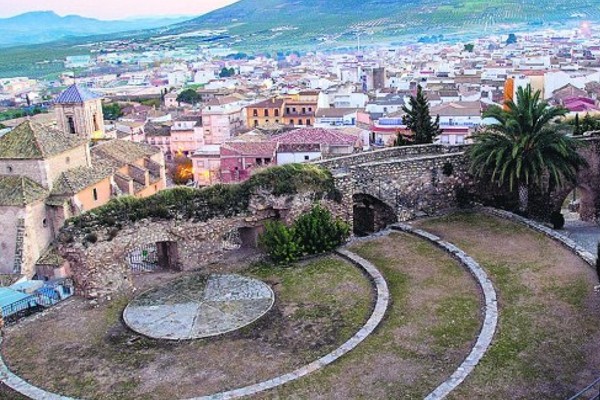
<box><xmin>0</xmin><ymin>0</ymin><xmax>240</xmax><ymax>20</ymax></box>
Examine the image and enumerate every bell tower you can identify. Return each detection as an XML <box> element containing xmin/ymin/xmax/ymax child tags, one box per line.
<box><xmin>54</xmin><ymin>84</ymin><xmax>105</xmax><ymax>140</ymax></box>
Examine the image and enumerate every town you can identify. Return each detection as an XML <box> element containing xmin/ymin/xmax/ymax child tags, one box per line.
<box><xmin>0</xmin><ymin>3</ymin><xmax>599</xmax><ymax>400</ymax></box>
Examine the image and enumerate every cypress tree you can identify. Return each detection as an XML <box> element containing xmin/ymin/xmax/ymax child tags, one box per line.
<box><xmin>402</xmin><ymin>85</ymin><xmax>442</xmax><ymax>144</ymax></box>
<box><xmin>574</xmin><ymin>113</ymin><xmax>582</xmax><ymax>136</ymax></box>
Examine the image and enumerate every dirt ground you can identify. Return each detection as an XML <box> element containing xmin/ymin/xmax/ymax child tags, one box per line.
<box><xmin>415</xmin><ymin>212</ymin><xmax>600</xmax><ymax>399</ymax></box>
<box><xmin>1</xmin><ymin>255</ymin><xmax>373</xmax><ymax>400</ymax></box>
<box><xmin>256</xmin><ymin>232</ymin><xmax>484</xmax><ymax>399</ymax></box>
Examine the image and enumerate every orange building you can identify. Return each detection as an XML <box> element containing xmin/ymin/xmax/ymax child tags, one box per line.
<box><xmin>246</xmin><ymin>98</ymin><xmax>286</xmax><ymax>128</ymax></box>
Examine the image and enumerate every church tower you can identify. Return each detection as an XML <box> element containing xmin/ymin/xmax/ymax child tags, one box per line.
<box><xmin>54</xmin><ymin>84</ymin><xmax>105</xmax><ymax>140</ymax></box>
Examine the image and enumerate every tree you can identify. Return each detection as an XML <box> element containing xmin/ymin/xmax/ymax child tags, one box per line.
<box><xmin>219</xmin><ymin>67</ymin><xmax>236</xmax><ymax>78</ymax></box>
<box><xmin>581</xmin><ymin>113</ymin><xmax>599</xmax><ymax>133</ymax></box>
<box><xmin>574</xmin><ymin>113</ymin><xmax>582</xmax><ymax>136</ymax></box>
<box><xmin>469</xmin><ymin>85</ymin><xmax>587</xmax><ymax>214</ymax></box>
<box><xmin>176</xmin><ymin>89</ymin><xmax>201</xmax><ymax>106</ymax></box>
<box><xmin>402</xmin><ymin>85</ymin><xmax>442</xmax><ymax>144</ymax></box>
<box><xmin>102</xmin><ymin>103</ymin><xmax>123</xmax><ymax>121</ymax></box>
<box><xmin>506</xmin><ymin>33</ymin><xmax>517</xmax><ymax>45</ymax></box>
<box><xmin>394</xmin><ymin>130</ymin><xmax>410</xmax><ymax>147</ymax></box>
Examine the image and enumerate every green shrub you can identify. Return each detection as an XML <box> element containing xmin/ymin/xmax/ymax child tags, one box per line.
<box><xmin>294</xmin><ymin>205</ymin><xmax>350</xmax><ymax>255</ymax></box>
<box><xmin>64</xmin><ymin>164</ymin><xmax>338</xmax><ymax>236</ymax></box>
<box><xmin>259</xmin><ymin>206</ymin><xmax>350</xmax><ymax>265</ymax></box>
<box><xmin>259</xmin><ymin>221</ymin><xmax>301</xmax><ymax>264</ymax></box>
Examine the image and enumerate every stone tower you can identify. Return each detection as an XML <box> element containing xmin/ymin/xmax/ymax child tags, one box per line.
<box><xmin>54</xmin><ymin>84</ymin><xmax>105</xmax><ymax>139</ymax></box>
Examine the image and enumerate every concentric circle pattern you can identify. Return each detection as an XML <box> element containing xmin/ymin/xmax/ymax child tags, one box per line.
<box><xmin>123</xmin><ymin>274</ymin><xmax>275</xmax><ymax>340</ymax></box>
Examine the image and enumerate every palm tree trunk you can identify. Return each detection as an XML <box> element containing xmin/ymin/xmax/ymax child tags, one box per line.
<box><xmin>518</xmin><ymin>183</ymin><xmax>529</xmax><ymax>214</ymax></box>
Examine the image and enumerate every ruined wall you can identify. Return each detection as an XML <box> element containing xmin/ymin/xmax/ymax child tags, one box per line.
<box><xmin>58</xmin><ymin>190</ymin><xmax>351</xmax><ymax>299</ymax></box>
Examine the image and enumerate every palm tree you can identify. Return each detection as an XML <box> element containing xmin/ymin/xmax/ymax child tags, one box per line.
<box><xmin>469</xmin><ymin>85</ymin><xmax>587</xmax><ymax>213</ymax></box>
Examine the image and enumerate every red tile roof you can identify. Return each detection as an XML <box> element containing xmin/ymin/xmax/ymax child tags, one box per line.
<box><xmin>221</xmin><ymin>141</ymin><xmax>278</xmax><ymax>156</ymax></box>
<box><xmin>271</xmin><ymin>128</ymin><xmax>358</xmax><ymax>146</ymax></box>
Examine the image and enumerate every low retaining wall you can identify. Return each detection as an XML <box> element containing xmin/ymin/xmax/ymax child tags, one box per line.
<box><xmin>391</xmin><ymin>223</ymin><xmax>498</xmax><ymax>400</ymax></box>
<box><xmin>483</xmin><ymin>208</ymin><xmax>597</xmax><ymax>267</ymax></box>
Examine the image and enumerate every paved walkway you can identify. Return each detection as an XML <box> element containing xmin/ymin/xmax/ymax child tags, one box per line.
<box><xmin>562</xmin><ymin>220</ymin><xmax>600</xmax><ymax>256</ymax></box>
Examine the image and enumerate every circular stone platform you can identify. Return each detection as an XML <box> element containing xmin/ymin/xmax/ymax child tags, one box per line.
<box><xmin>123</xmin><ymin>274</ymin><xmax>275</xmax><ymax>340</ymax></box>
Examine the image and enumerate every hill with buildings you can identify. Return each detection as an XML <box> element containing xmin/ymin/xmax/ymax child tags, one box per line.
<box><xmin>0</xmin><ymin>0</ymin><xmax>598</xmax><ymax>78</ymax></box>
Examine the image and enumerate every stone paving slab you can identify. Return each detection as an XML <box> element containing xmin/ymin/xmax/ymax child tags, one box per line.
<box><xmin>0</xmin><ymin>253</ymin><xmax>390</xmax><ymax>400</ymax></box>
<box><xmin>123</xmin><ymin>274</ymin><xmax>275</xmax><ymax>340</ymax></box>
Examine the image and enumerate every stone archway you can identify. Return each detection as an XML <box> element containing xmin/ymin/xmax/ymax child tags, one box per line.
<box><xmin>353</xmin><ymin>193</ymin><xmax>397</xmax><ymax>236</ymax></box>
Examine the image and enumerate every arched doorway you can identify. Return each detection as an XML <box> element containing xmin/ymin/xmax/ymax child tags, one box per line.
<box><xmin>127</xmin><ymin>241</ymin><xmax>179</xmax><ymax>273</ymax></box>
<box><xmin>353</xmin><ymin>194</ymin><xmax>397</xmax><ymax>236</ymax></box>
<box><xmin>559</xmin><ymin>185</ymin><xmax>597</xmax><ymax>223</ymax></box>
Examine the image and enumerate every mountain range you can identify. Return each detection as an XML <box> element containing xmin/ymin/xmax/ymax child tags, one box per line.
<box><xmin>0</xmin><ymin>1</ymin><xmax>599</xmax><ymax>78</ymax></box>
<box><xmin>0</xmin><ymin>11</ymin><xmax>191</xmax><ymax>47</ymax></box>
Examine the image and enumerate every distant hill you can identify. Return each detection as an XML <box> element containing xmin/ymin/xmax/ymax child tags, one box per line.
<box><xmin>0</xmin><ymin>1</ymin><xmax>599</xmax><ymax>78</ymax></box>
<box><xmin>162</xmin><ymin>0</ymin><xmax>600</xmax><ymax>49</ymax></box>
<box><xmin>0</xmin><ymin>11</ymin><xmax>191</xmax><ymax>47</ymax></box>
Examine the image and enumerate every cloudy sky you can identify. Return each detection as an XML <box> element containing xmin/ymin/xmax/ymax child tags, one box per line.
<box><xmin>0</xmin><ymin>0</ymin><xmax>239</xmax><ymax>20</ymax></box>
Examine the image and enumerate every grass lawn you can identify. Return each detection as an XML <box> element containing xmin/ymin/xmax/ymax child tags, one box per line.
<box><xmin>415</xmin><ymin>212</ymin><xmax>600</xmax><ymax>399</ymax></box>
<box><xmin>1</xmin><ymin>256</ymin><xmax>372</xmax><ymax>400</ymax></box>
<box><xmin>257</xmin><ymin>232</ymin><xmax>483</xmax><ymax>399</ymax></box>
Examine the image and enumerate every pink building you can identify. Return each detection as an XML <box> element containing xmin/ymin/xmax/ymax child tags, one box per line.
<box><xmin>192</xmin><ymin>145</ymin><xmax>221</xmax><ymax>186</ymax></box>
<box><xmin>219</xmin><ymin>141</ymin><xmax>278</xmax><ymax>183</ymax></box>
<box><xmin>201</xmin><ymin>98</ymin><xmax>246</xmax><ymax>144</ymax></box>
<box><xmin>170</xmin><ymin>115</ymin><xmax>204</xmax><ymax>157</ymax></box>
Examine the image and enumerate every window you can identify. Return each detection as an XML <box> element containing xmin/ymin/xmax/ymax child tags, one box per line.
<box><xmin>6</xmin><ymin>166</ymin><xmax>12</xmax><ymax>173</ymax></box>
<box><xmin>286</xmin><ymin>107</ymin><xmax>290</xmax><ymax>114</ymax></box>
<box><xmin>274</xmin><ymin>109</ymin><xmax>279</xmax><ymax>117</ymax></box>
<box><xmin>265</xmin><ymin>120</ymin><xmax>269</xmax><ymax>124</ymax></box>
<box><xmin>290</xmin><ymin>119</ymin><xmax>294</xmax><ymax>125</ymax></box>
<box><xmin>275</xmin><ymin>119</ymin><xmax>279</xmax><ymax>124</ymax></box>
<box><xmin>92</xmin><ymin>188</ymin><xmax>98</xmax><ymax>201</ymax></box>
<box><xmin>264</xmin><ymin>110</ymin><xmax>269</xmax><ymax>117</ymax></box>
<box><xmin>42</xmin><ymin>219</ymin><xmax>47</xmax><ymax>228</ymax></box>
<box><xmin>308</xmin><ymin>107</ymin><xmax>312</xmax><ymax>112</ymax></box>
<box><xmin>304</xmin><ymin>155</ymin><xmax>310</xmax><ymax>161</ymax></box>
<box><xmin>302</xmin><ymin>108</ymin><xmax>306</xmax><ymax>114</ymax></box>
<box><xmin>93</xmin><ymin>114</ymin><xmax>99</xmax><ymax>131</ymax></box>
<box><xmin>67</xmin><ymin>116</ymin><xmax>76</xmax><ymax>134</ymax></box>
<box><xmin>254</xmin><ymin>120</ymin><xmax>258</xmax><ymax>127</ymax></box>
<box><xmin>306</xmin><ymin>119</ymin><xmax>311</xmax><ymax>126</ymax></box>
<box><xmin>253</xmin><ymin>109</ymin><xmax>258</xmax><ymax>117</ymax></box>
<box><xmin>292</xmin><ymin>107</ymin><xmax>297</xmax><ymax>113</ymax></box>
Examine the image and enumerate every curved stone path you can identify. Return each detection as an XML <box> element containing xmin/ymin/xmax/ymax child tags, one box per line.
<box><xmin>0</xmin><ymin>251</ymin><xmax>389</xmax><ymax>400</ymax></box>
<box><xmin>391</xmin><ymin>223</ymin><xmax>499</xmax><ymax>400</ymax></box>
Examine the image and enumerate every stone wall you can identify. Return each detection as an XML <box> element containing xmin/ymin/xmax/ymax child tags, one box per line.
<box><xmin>58</xmin><ymin>190</ymin><xmax>351</xmax><ymax>299</ymax></box>
<box><xmin>315</xmin><ymin>144</ymin><xmax>468</xmax><ymax>171</ymax></box>
<box><xmin>326</xmin><ymin>149</ymin><xmax>473</xmax><ymax>224</ymax></box>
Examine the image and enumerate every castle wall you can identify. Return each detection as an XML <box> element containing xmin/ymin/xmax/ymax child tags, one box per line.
<box><xmin>58</xmin><ymin>191</ymin><xmax>350</xmax><ymax>299</ymax></box>
<box><xmin>0</xmin><ymin>206</ymin><xmax>23</xmax><ymax>273</ymax></box>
